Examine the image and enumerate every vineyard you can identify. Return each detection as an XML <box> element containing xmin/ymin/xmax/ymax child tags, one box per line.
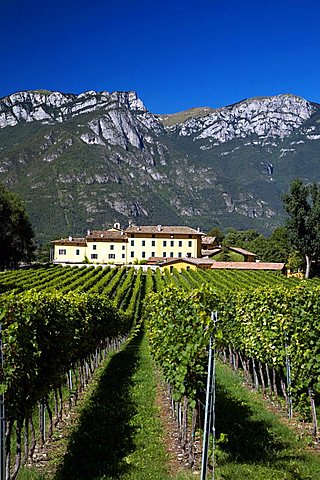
<box><xmin>0</xmin><ymin>264</ymin><xmax>320</xmax><ymax>479</ymax></box>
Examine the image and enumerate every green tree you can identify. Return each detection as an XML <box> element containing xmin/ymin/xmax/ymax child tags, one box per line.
<box><xmin>286</xmin><ymin>250</ymin><xmax>304</xmax><ymax>273</ymax></box>
<box><xmin>220</xmin><ymin>246</ymin><xmax>232</xmax><ymax>262</ymax></box>
<box><xmin>282</xmin><ymin>178</ymin><xmax>320</xmax><ymax>278</ymax></box>
<box><xmin>206</xmin><ymin>226</ymin><xmax>225</xmax><ymax>244</ymax></box>
<box><xmin>0</xmin><ymin>184</ymin><xmax>35</xmax><ymax>269</ymax></box>
<box><xmin>222</xmin><ymin>228</ymin><xmax>260</xmax><ymax>248</ymax></box>
<box><xmin>248</xmin><ymin>226</ymin><xmax>293</xmax><ymax>263</ymax></box>
<box><xmin>35</xmin><ymin>242</ymin><xmax>52</xmax><ymax>263</ymax></box>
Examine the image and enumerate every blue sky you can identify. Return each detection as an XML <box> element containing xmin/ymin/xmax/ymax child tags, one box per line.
<box><xmin>0</xmin><ymin>0</ymin><xmax>319</xmax><ymax>113</ymax></box>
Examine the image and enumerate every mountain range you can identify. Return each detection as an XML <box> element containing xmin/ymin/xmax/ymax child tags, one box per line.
<box><xmin>0</xmin><ymin>89</ymin><xmax>320</xmax><ymax>244</ymax></box>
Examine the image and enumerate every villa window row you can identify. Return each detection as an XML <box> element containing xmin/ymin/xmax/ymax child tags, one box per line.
<box><xmin>91</xmin><ymin>253</ymin><xmax>126</xmax><ymax>259</ymax></box>
<box><xmin>130</xmin><ymin>240</ymin><xmax>192</xmax><ymax>247</ymax></box>
<box><xmin>91</xmin><ymin>244</ymin><xmax>126</xmax><ymax>251</ymax></box>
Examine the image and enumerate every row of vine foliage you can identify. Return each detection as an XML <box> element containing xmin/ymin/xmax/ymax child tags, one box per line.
<box><xmin>144</xmin><ymin>283</ymin><xmax>320</xmax><ymax>456</ymax></box>
<box><xmin>0</xmin><ymin>290</ymin><xmax>132</xmax><ymax>479</ymax></box>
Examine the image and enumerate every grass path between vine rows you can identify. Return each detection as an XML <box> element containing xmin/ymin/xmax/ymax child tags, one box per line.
<box><xmin>52</xmin><ymin>329</ymin><xmax>189</xmax><ymax>480</ymax></box>
<box><xmin>19</xmin><ymin>328</ymin><xmax>193</xmax><ymax>480</ymax></box>
<box><xmin>18</xmin><ymin>330</ymin><xmax>320</xmax><ymax>480</ymax></box>
<box><xmin>214</xmin><ymin>361</ymin><xmax>320</xmax><ymax>479</ymax></box>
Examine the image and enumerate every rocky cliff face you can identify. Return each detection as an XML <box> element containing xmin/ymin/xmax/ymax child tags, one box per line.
<box><xmin>0</xmin><ymin>89</ymin><xmax>320</xmax><ymax>242</ymax></box>
<box><xmin>0</xmin><ymin>90</ymin><xmax>163</xmax><ymax>148</ymax></box>
<box><xmin>168</xmin><ymin>95</ymin><xmax>315</xmax><ymax>144</ymax></box>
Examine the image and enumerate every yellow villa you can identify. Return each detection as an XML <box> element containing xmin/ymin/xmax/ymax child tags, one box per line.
<box><xmin>52</xmin><ymin>224</ymin><xmax>204</xmax><ymax>265</ymax></box>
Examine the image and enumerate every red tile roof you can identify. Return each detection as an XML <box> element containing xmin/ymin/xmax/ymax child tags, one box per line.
<box><xmin>125</xmin><ymin>225</ymin><xmax>204</xmax><ymax>235</ymax></box>
<box><xmin>146</xmin><ymin>257</ymin><xmax>165</xmax><ymax>264</ymax></box>
<box><xmin>201</xmin><ymin>236</ymin><xmax>218</xmax><ymax>245</ymax></box>
<box><xmin>86</xmin><ymin>230</ymin><xmax>126</xmax><ymax>241</ymax></box>
<box><xmin>161</xmin><ymin>257</ymin><xmax>215</xmax><ymax>266</ymax></box>
<box><xmin>228</xmin><ymin>247</ymin><xmax>257</xmax><ymax>256</ymax></box>
<box><xmin>51</xmin><ymin>238</ymin><xmax>86</xmax><ymax>245</ymax></box>
<box><xmin>210</xmin><ymin>262</ymin><xmax>285</xmax><ymax>270</ymax></box>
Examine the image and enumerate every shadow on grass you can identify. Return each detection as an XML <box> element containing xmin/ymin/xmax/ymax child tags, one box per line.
<box><xmin>54</xmin><ymin>331</ymin><xmax>143</xmax><ymax>480</ymax></box>
<box><xmin>0</xmin><ymin>282</ymin><xmax>21</xmax><ymax>293</ymax></box>
<box><xmin>215</xmin><ymin>381</ymin><xmax>287</xmax><ymax>463</ymax></box>
<box><xmin>213</xmin><ymin>370</ymin><xmax>313</xmax><ymax>471</ymax></box>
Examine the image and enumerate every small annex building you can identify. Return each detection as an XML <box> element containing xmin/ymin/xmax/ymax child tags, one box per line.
<box><xmin>210</xmin><ymin>262</ymin><xmax>286</xmax><ymax>273</ymax></box>
<box><xmin>160</xmin><ymin>258</ymin><xmax>286</xmax><ymax>274</ymax></box>
<box><xmin>160</xmin><ymin>257</ymin><xmax>215</xmax><ymax>272</ymax></box>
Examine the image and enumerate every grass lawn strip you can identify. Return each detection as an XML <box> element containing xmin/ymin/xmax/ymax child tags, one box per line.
<box><xmin>18</xmin><ymin>329</ymin><xmax>187</xmax><ymax>479</ymax></box>
<box><xmin>215</xmin><ymin>361</ymin><xmax>320</xmax><ymax>480</ymax></box>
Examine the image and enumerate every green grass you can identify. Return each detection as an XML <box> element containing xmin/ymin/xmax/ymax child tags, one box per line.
<box><xmin>16</xmin><ymin>332</ymin><xmax>320</xmax><ymax>480</ymax></box>
<box><xmin>214</xmin><ymin>361</ymin><xmax>320</xmax><ymax>480</ymax></box>
<box><xmin>210</xmin><ymin>250</ymin><xmax>244</xmax><ymax>262</ymax></box>
<box><xmin>18</xmin><ymin>329</ymin><xmax>190</xmax><ymax>480</ymax></box>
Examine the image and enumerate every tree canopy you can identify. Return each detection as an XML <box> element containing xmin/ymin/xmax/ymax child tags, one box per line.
<box><xmin>207</xmin><ymin>226</ymin><xmax>294</xmax><ymax>265</ymax></box>
<box><xmin>0</xmin><ymin>184</ymin><xmax>35</xmax><ymax>269</ymax></box>
<box><xmin>206</xmin><ymin>226</ymin><xmax>225</xmax><ymax>244</ymax></box>
<box><xmin>282</xmin><ymin>178</ymin><xmax>320</xmax><ymax>278</ymax></box>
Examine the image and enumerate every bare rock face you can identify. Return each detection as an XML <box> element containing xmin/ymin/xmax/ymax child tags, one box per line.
<box><xmin>169</xmin><ymin>94</ymin><xmax>315</xmax><ymax>145</ymax></box>
<box><xmin>0</xmin><ymin>89</ymin><xmax>164</xmax><ymax>150</ymax></box>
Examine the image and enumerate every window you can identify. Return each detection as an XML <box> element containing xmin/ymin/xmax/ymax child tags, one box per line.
<box><xmin>170</xmin><ymin>252</ymin><xmax>174</xmax><ymax>257</ymax></box>
<box><xmin>76</xmin><ymin>249</ymin><xmax>80</xmax><ymax>256</ymax></box>
<box><xmin>108</xmin><ymin>253</ymin><xmax>115</xmax><ymax>259</ymax></box>
<box><xmin>91</xmin><ymin>254</ymin><xmax>98</xmax><ymax>259</ymax></box>
<box><xmin>142</xmin><ymin>252</ymin><xmax>146</xmax><ymax>258</ymax></box>
<box><xmin>59</xmin><ymin>249</ymin><xmax>66</xmax><ymax>255</ymax></box>
<box><xmin>163</xmin><ymin>240</ymin><xmax>167</xmax><ymax>247</ymax></box>
<box><xmin>163</xmin><ymin>252</ymin><xmax>166</xmax><ymax>257</ymax></box>
<box><xmin>151</xmin><ymin>251</ymin><xmax>155</xmax><ymax>257</ymax></box>
<box><xmin>122</xmin><ymin>254</ymin><xmax>125</xmax><ymax>259</ymax></box>
<box><xmin>122</xmin><ymin>245</ymin><xmax>125</xmax><ymax>250</ymax></box>
<box><xmin>131</xmin><ymin>240</ymin><xmax>134</xmax><ymax>246</ymax></box>
<box><xmin>130</xmin><ymin>251</ymin><xmax>134</xmax><ymax>258</ymax></box>
<box><xmin>93</xmin><ymin>244</ymin><xmax>97</xmax><ymax>250</ymax></box>
<box><xmin>170</xmin><ymin>240</ymin><xmax>174</xmax><ymax>247</ymax></box>
<box><xmin>152</xmin><ymin>234</ymin><xmax>155</xmax><ymax>238</ymax></box>
<box><xmin>110</xmin><ymin>245</ymin><xmax>114</xmax><ymax>250</ymax></box>
<box><xmin>178</xmin><ymin>240</ymin><xmax>182</xmax><ymax>247</ymax></box>
<box><xmin>178</xmin><ymin>252</ymin><xmax>182</xmax><ymax>258</ymax></box>
<box><xmin>151</xmin><ymin>240</ymin><xmax>155</xmax><ymax>246</ymax></box>
<box><xmin>188</xmin><ymin>240</ymin><xmax>192</xmax><ymax>247</ymax></box>
<box><xmin>142</xmin><ymin>240</ymin><xmax>145</xmax><ymax>246</ymax></box>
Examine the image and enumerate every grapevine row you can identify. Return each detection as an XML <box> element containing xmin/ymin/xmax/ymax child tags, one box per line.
<box><xmin>144</xmin><ymin>281</ymin><xmax>320</xmax><ymax>458</ymax></box>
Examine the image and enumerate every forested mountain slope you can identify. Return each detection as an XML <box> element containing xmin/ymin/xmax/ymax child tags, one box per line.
<box><xmin>0</xmin><ymin>90</ymin><xmax>320</xmax><ymax>242</ymax></box>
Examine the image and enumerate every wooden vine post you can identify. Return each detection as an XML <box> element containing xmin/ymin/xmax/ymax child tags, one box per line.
<box><xmin>0</xmin><ymin>319</ymin><xmax>5</xmax><ymax>480</ymax></box>
<box><xmin>201</xmin><ymin>311</ymin><xmax>218</xmax><ymax>480</ymax></box>
<box><xmin>285</xmin><ymin>336</ymin><xmax>293</xmax><ymax>419</ymax></box>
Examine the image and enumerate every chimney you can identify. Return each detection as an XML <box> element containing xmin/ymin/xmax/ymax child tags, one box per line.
<box><xmin>68</xmin><ymin>236</ymin><xmax>73</xmax><ymax>241</ymax></box>
<box><xmin>157</xmin><ymin>224</ymin><xmax>162</xmax><ymax>232</ymax></box>
<box><xmin>87</xmin><ymin>229</ymin><xmax>91</xmax><ymax>236</ymax></box>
